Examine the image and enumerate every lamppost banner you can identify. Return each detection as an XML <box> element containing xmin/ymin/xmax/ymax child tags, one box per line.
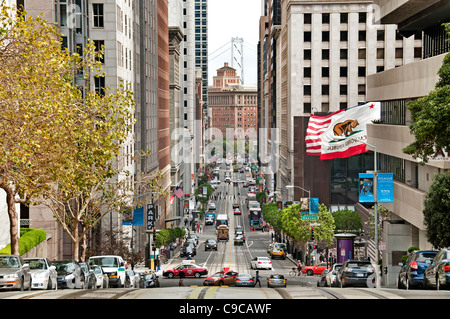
<box><xmin>359</xmin><ymin>173</ymin><xmax>394</xmax><ymax>203</ymax></box>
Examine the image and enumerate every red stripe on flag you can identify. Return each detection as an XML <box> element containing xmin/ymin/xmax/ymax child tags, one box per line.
<box><xmin>319</xmin><ymin>144</ymin><xmax>368</xmax><ymax>160</ymax></box>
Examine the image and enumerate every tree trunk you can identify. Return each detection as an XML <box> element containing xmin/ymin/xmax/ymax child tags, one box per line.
<box><xmin>72</xmin><ymin>220</ymin><xmax>79</xmax><ymax>261</ymax></box>
<box><xmin>2</xmin><ymin>185</ymin><xmax>20</xmax><ymax>255</ymax></box>
<box><xmin>80</xmin><ymin>229</ymin><xmax>87</xmax><ymax>262</ymax></box>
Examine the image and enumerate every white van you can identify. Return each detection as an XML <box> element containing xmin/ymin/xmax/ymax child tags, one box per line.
<box><xmin>88</xmin><ymin>255</ymin><xmax>127</xmax><ymax>288</ymax></box>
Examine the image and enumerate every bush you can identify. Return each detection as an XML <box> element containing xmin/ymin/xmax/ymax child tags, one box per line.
<box><xmin>0</xmin><ymin>228</ymin><xmax>46</xmax><ymax>255</ymax></box>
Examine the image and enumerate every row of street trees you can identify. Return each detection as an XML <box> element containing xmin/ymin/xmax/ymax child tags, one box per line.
<box><xmin>0</xmin><ymin>5</ymin><xmax>164</xmax><ymax>261</ymax></box>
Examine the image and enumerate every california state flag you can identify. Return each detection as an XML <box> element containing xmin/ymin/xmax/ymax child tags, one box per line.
<box><xmin>305</xmin><ymin>102</ymin><xmax>381</xmax><ymax>160</ymax></box>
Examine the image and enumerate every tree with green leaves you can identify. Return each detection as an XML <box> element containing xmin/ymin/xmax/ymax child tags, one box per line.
<box><xmin>0</xmin><ymin>5</ymin><xmax>91</xmax><ymax>255</ymax></box>
<box><xmin>403</xmin><ymin>23</ymin><xmax>450</xmax><ymax>163</ymax></box>
<box><xmin>423</xmin><ymin>172</ymin><xmax>450</xmax><ymax>248</ymax></box>
<box><xmin>280</xmin><ymin>203</ymin><xmax>335</xmax><ymax>245</ymax></box>
<box><xmin>333</xmin><ymin>209</ymin><xmax>363</xmax><ymax>234</ymax></box>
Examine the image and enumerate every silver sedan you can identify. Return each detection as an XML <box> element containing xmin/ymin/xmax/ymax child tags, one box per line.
<box><xmin>0</xmin><ymin>255</ymin><xmax>32</xmax><ymax>291</ymax></box>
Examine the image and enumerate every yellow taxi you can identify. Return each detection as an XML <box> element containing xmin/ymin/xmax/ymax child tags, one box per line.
<box><xmin>270</xmin><ymin>243</ymin><xmax>287</xmax><ymax>260</ymax></box>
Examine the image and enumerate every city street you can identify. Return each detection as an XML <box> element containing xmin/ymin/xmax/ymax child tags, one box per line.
<box><xmin>1</xmin><ymin>163</ymin><xmax>449</xmax><ymax>301</ymax></box>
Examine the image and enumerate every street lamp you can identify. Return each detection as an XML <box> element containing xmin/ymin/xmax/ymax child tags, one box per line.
<box><xmin>361</xmin><ymin>141</ymin><xmax>381</xmax><ymax>288</ymax></box>
<box><xmin>286</xmin><ymin>185</ymin><xmax>311</xmax><ymax>213</ymax></box>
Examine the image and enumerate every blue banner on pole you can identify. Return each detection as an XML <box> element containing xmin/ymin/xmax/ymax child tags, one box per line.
<box><xmin>378</xmin><ymin>173</ymin><xmax>394</xmax><ymax>203</ymax></box>
<box><xmin>133</xmin><ymin>207</ymin><xmax>144</xmax><ymax>226</ymax></box>
<box><xmin>359</xmin><ymin>173</ymin><xmax>375</xmax><ymax>202</ymax></box>
<box><xmin>310</xmin><ymin>198</ymin><xmax>319</xmax><ymax>214</ymax></box>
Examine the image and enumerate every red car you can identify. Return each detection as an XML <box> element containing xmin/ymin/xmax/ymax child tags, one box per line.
<box><xmin>203</xmin><ymin>269</ymin><xmax>238</xmax><ymax>286</ymax></box>
<box><xmin>163</xmin><ymin>263</ymin><xmax>208</xmax><ymax>278</ymax></box>
<box><xmin>234</xmin><ymin>208</ymin><xmax>241</xmax><ymax>215</ymax></box>
<box><xmin>302</xmin><ymin>262</ymin><xmax>330</xmax><ymax>276</ymax></box>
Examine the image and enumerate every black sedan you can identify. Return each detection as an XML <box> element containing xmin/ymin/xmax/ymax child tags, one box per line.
<box><xmin>398</xmin><ymin>250</ymin><xmax>437</xmax><ymax>289</ymax></box>
<box><xmin>337</xmin><ymin>260</ymin><xmax>376</xmax><ymax>288</ymax></box>
<box><xmin>143</xmin><ymin>272</ymin><xmax>160</xmax><ymax>288</ymax></box>
<box><xmin>205</xmin><ymin>239</ymin><xmax>218</xmax><ymax>251</ymax></box>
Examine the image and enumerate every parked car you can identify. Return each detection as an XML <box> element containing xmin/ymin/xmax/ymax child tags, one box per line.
<box><xmin>326</xmin><ymin>263</ymin><xmax>342</xmax><ymax>287</ymax></box>
<box><xmin>267</xmin><ymin>274</ymin><xmax>287</xmax><ymax>288</ymax></box>
<box><xmin>163</xmin><ymin>263</ymin><xmax>208</xmax><ymax>278</ymax></box>
<box><xmin>205</xmin><ymin>239</ymin><xmax>218</xmax><ymax>251</ymax></box>
<box><xmin>336</xmin><ymin>260</ymin><xmax>376</xmax><ymax>288</ymax></box>
<box><xmin>0</xmin><ymin>255</ymin><xmax>32</xmax><ymax>291</ymax></box>
<box><xmin>423</xmin><ymin>248</ymin><xmax>450</xmax><ymax>290</ymax></box>
<box><xmin>317</xmin><ymin>269</ymin><xmax>330</xmax><ymax>287</ymax></box>
<box><xmin>234</xmin><ymin>273</ymin><xmax>255</xmax><ymax>287</ymax></box>
<box><xmin>250</xmin><ymin>257</ymin><xmax>272</xmax><ymax>270</ymax></box>
<box><xmin>91</xmin><ymin>265</ymin><xmax>109</xmax><ymax>288</ymax></box>
<box><xmin>24</xmin><ymin>257</ymin><xmax>57</xmax><ymax>290</ymax></box>
<box><xmin>398</xmin><ymin>250</ymin><xmax>437</xmax><ymax>289</ymax></box>
<box><xmin>203</xmin><ymin>270</ymin><xmax>238</xmax><ymax>286</ymax></box>
<box><xmin>126</xmin><ymin>269</ymin><xmax>140</xmax><ymax>288</ymax></box>
<box><xmin>88</xmin><ymin>255</ymin><xmax>127</xmax><ymax>288</ymax></box>
<box><xmin>302</xmin><ymin>262</ymin><xmax>330</xmax><ymax>276</ymax></box>
<box><xmin>79</xmin><ymin>262</ymin><xmax>97</xmax><ymax>289</ymax></box>
<box><xmin>143</xmin><ymin>272</ymin><xmax>160</xmax><ymax>288</ymax></box>
<box><xmin>53</xmin><ymin>260</ymin><xmax>84</xmax><ymax>289</ymax></box>
<box><xmin>187</xmin><ymin>234</ymin><xmax>199</xmax><ymax>246</ymax></box>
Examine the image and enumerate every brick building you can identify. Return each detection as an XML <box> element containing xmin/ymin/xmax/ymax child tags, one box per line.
<box><xmin>208</xmin><ymin>63</ymin><xmax>257</xmax><ymax>140</ymax></box>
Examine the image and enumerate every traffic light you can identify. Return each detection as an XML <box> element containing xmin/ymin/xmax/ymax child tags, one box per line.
<box><xmin>311</xmin><ymin>226</ymin><xmax>315</xmax><ymax>241</ymax></box>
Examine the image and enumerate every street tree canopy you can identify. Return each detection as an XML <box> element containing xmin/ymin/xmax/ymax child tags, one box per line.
<box><xmin>403</xmin><ymin>23</ymin><xmax>450</xmax><ymax>163</ymax></box>
<box><xmin>423</xmin><ymin>172</ymin><xmax>450</xmax><ymax>248</ymax></box>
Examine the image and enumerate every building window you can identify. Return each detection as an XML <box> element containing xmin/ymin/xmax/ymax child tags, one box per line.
<box><xmin>423</xmin><ymin>22</ymin><xmax>450</xmax><ymax>59</ymax></box>
<box><xmin>358</xmin><ymin>66</ymin><xmax>366</xmax><ymax>77</ymax></box>
<box><xmin>340</xmin><ymin>31</ymin><xmax>348</xmax><ymax>42</ymax></box>
<box><xmin>340</xmin><ymin>85</ymin><xmax>347</xmax><ymax>95</ymax></box>
<box><xmin>358</xmin><ymin>30</ymin><xmax>366</xmax><ymax>42</ymax></box>
<box><xmin>322</xmin><ymin>49</ymin><xmax>329</xmax><ymax>60</ymax></box>
<box><xmin>304</xmin><ymin>31</ymin><xmax>311</xmax><ymax>42</ymax></box>
<box><xmin>340</xmin><ymin>49</ymin><xmax>348</xmax><ymax>60</ymax></box>
<box><xmin>340</xmin><ymin>67</ymin><xmax>347</xmax><ymax>77</ymax></box>
<box><xmin>379</xmin><ymin>154</ymin><xmax>405</xmax><ymax>182</ymax></box>
<box><xmin>322</xmin><ymin>85</ymin><xmax>329</xmax><ymax>95</ymax></box>
<box><xmin>377</xmin><ymin>48</ymin><xmax>385</xmax><ymax>59</ymax></box>
<box><xmin>359</xmin><ymin>12</ymin><xmax>367</xmax><ymax>23</ymax></box>
<box><xmin>322</xmin><ymin>13</ymin><xmax>330</xmax><ymax>24</ymax></box>
<box><xmin>381</xmin><ymin>99</ymin><xmax>406</xmax><ymax>125</ymax></box>
<box><xmin>304</xmin><ymin>67</ymin><xmax>311</xmax><ymax>78</ymax></box>
<box><xmin>304</xmin><ymin>49</ymin><xmax>311</xmax><ymax>60</ymax></box>
<box><xmin>358</xmin><ymin>48</ymin><xmax>366</xmax><ymax>59</ymax></box>
<box><xmin>340</xmin><ymin>13</ymin><xmax>348</xmax><ymax>24</ymax></box>
<box><xmin>358</xmin><ymin>84</ymin><xmax>365</xmax><ymax>95</ymax></box>
<box><xmin>94</xmin><ymin>40</ymin><xmax>104</xmax><ymax>63</ymax></box>
<box><xmin>304</xmin><ymin>103</ymin><xmax>311</xmax><ymax>113</ymax></box>
<box><xmin>322</xmin><ymin>67</ymin><xmax>329</xmax><ymax>77</ymax></box>
<box><xmin>304</xmin><ymin>85</ymin><xmax>311</xmax><ymax>96</ymax></box>
<box><xmin>304</xmin><ymin>13</ymin><xmax>311</xmax><ymax>24</ymax></box>
<box><xmin>94</xmin><ymin>76</ymin><xmax>105</xmax><ymax>96</ymax></box>
<box><xmin>93</xmin><ymin>4</ymin><xmax>104</xmax><ymax>28</ymax></box>
<box><xmin>322</xmin><ymin>31</ymin><xmax>329</xmax><ymax>42</ymax></box>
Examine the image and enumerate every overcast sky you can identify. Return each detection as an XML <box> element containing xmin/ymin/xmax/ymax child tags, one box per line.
<box><xmin>207</xmin><ymin>0</ymin><xmax>262</xmax><ymax>86</ymax></box>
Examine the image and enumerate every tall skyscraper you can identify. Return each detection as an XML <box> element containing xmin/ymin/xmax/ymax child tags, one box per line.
<box><xmin>195</xmin><ymin>0</ymin><xmax>208</xmax><ymax>106</ymax></box>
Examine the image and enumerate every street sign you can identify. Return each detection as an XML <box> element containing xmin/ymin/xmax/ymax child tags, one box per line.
<box><xmin>146</xmin><ymin>204</ymin><xmax>155</xmax><ymax>230</ymax></box>
<box><xmin>301</xmin><ymin>215</ymin><xmax>318</xmax><ymax>221</ymax></box>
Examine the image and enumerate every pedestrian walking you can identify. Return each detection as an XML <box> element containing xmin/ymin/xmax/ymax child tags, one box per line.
<box><xmin>254</xmin><ymin>270</ymin><xmax>261</xmax><ymax>287</ymax></box>
<box><xmin>179</xmin><ymin>269</ymin><xmax>185</xmax><ymax>286</ymax></box>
